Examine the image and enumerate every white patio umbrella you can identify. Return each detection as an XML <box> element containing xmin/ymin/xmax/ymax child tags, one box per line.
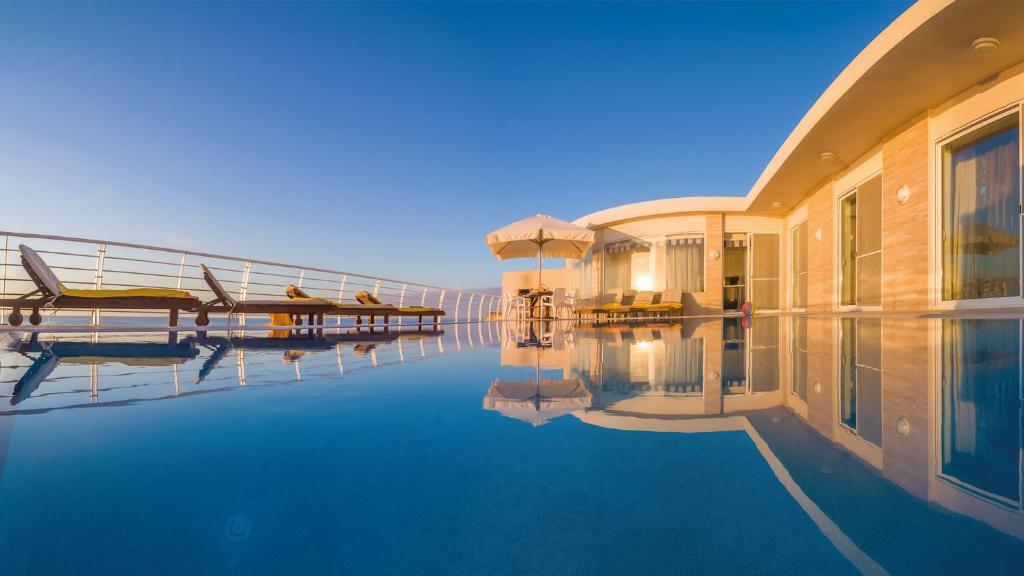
<box><xmin>486</xmin><ymin>213</ymin><xmax>595</xmax><ymax>286</ymax></box>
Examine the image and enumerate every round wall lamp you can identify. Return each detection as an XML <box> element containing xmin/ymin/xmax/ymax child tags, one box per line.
<box><xmin>708</xmin><ymin>248</ymin><xmax>721</xmax><ymax>261</ymax></box>
<box><xmin>896</xmin><ymin>416</ymin><xmax>911</xmax><ymax>436</ymax></box>
<box><xmin>896</xmin><ymin>185</ymin><xmax>911</xmax><ymax>206</ymax></box>
<box><xmin>813</xmin><ymin>381</ymin><xmax>822</xmax><ymax>394</ymax></box>
<box><xmin>709</xmin><ymin>370</ymin><xmax>720</xmax><ymax>380</ymax></box>
<box><xmin>972</xmin><ymin>37</ymin><xmax>1000</xmax><ymax>55</ymax></box>
<box><xmin>814</xmin><ymin>228</ymin><xmax>823</xmax><ymax>241</ymax></box>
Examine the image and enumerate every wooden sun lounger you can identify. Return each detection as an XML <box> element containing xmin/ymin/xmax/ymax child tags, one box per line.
<box><xmin>196</xmin><ymin>264</ymin><xmax>338</xmax><ymax>327</ymax></box>
<box><xmin>2</xmin><ymin>245</ymin><xmax>200</xmax><ymax>327</ymax></box>
<box><xmin>284</xmin><ymin>285</ymin><xmax>445</xmax><ymax>327</ymax></box>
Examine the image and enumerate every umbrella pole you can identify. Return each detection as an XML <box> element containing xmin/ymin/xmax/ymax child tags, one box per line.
<box><xmin>538</xmin><ymin>247</ymin><xmax>542</xmax><ymax>288</ymax></box>
<box><xmin>536</xmin><ymin>230</ymin><xmax>544</xmax><ymax>288</ymax></box>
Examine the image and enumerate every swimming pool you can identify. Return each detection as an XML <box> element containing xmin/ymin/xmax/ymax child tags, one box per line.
<box><xmin>1</xmin><ymin>317</ymin><xmax>1022</xmax><ymax>575</ymax></box>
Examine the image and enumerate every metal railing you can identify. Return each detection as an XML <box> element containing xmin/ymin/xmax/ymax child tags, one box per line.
<box><xmin>0</xmin><ymin>231</ymin><xmax>500</xmax><ymax>327</ymax></box>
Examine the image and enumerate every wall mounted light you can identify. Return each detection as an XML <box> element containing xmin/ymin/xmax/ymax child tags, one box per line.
<box><xmin>708</xmin><ymin>248</ymin><xmax>721</xmax><ymax>261</ymax></box>
<box><xmin>896</xmin><ymin>417</ymin><xmax>911</xmax><ymax>436</ymax></box>
<box><xmin>896</xmin><ymin>185</ymin><xmax>910</xmax><ymax>205</ymax></box>
<box><xmin>813</xmin><ymin>381</ymin><xmax>822</xmax><ymax>394</ymax></box>
<box><xmin>814</xmin><ymin>228</ymin><xmax>823</xmax><ymax>241</ymax></box>
<box><xmin>709</xmin><ymin>371</ymin><xmax>720</xmax><ymax>380</ymax></box>
<box><xmin>972</xmin><ymin>37</ymin><xmax>1000</xmax><ymax>55</ymax></box>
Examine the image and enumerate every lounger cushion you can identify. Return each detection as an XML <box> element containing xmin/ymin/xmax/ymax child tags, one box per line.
<box><xmin>60</xmin><ymin>286</ymin><xmax>193</xmax><ymax>299</ymax></box>
<box><xmin>239</xmin><ymin>299</ymin><xmax>332</xmax><ymax>307</ymax></box>
<box><xmin>288</xmin><ymin>296</ymin><xmax>331</xmax><ymax>303</ymax></box>
<box><xmin>19</xmin><ymin>245</ymin><xmax>62</xmax><ymax>296</ymax></box>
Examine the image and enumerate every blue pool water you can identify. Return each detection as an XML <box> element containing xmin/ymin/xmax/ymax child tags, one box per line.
<box><xmin>1</xmin><ymin>318</ymin><xmax>1023</xmax><ymax>575</ymax></box>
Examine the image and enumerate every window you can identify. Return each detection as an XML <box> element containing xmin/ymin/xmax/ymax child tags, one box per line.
<box><xmin>750</xmin><ymin>233</ymin><xmax>780</xmax><ymax>310</ymax></box>
<box><xmin>791</xmin><ymin>222</ymin><xmax>808</xmax><ymax>309</ymax></box>
<box><xmin>665</xmin><ymin>236</ymin><xmax>704</xmax><ymax>293</ymax></box>
<box><xmin>573</xmin><ymin>249</ymin><xmax>593</xmax><ymax>299</ymax></box>
<box><xmin>604</xmin><ymin>241</ymin><xmax>649</xmax><ymax>292</ymax></box>
<box><xmin>942</xmin><ymin>113</ymin><xmax>1021</xmax><ymax>301</ymax></box>
<box><xmin>839</xmin><ymin>175</ymin><xmax>882</xmax><ymax>307</ymax></box>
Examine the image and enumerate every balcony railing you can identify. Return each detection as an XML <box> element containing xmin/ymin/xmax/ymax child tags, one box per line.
<box><xmin>0</xmin><ymin>230</ymin><xmax>499</xmax><ymax>327</ymax></box>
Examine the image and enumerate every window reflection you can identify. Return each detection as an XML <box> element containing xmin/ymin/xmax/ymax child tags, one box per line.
<box><xmin>791</xmin><ymin>317</ymin><xmax>807</xmax><ymax>402</ymax></box>
<box><xmin>942</xmin><ymin>319</ymin><xmax>1022</xmax><ymax>507</ymax></box>
<box><xmin>839</xmin><ymin>318</ymin><xmax>882</xmax><ymax>446</ymax></box>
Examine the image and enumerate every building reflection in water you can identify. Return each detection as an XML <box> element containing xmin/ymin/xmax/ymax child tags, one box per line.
<box><xmin>496</xmin><ymin>317</ymin><xmax>1024</xmax><ymax>553</ymax></box>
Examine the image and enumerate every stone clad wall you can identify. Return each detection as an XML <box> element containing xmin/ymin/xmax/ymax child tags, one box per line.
<box><xmin>881</xmin><ymin>117</ymin><xmax>931</xmax><ymax>311</ymax></box>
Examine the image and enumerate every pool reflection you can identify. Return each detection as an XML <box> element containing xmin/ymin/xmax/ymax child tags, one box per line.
<box><xmin>496</xmin><ymin>317</ymin><xmax>1024</xmax><ymax>562</ymax></box>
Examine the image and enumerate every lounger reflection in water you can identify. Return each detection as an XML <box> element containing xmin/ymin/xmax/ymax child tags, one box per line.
<box><xmin>3</xmin><ymin>245</ymin><xmax>200</xmax><ymax>327</ymax></box>
<box><xmin>10</xmin><ymin>339</ymin><xmax>200</xmax><ymax>406</ymax></box>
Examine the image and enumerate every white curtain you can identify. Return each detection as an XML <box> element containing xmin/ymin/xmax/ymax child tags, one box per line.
<box><xmin>665</xmin><ymin>238</ymin><xmax>704</xmax><ymax>293</ymax></box>
<box><xmin>943</xmin><ymin>121</ymin><xmax>1020</xmax><ymax>300</ymax></box>
<box><xmin>604</xmin><ymin>248</ymin><xmax>631</xmax><ymax>292</ymax></box>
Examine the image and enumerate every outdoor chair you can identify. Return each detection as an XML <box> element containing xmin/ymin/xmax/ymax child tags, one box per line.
<box><xmin>646</xmin><ymin>289</ymin><xmax>684</xmax><ymax>317</ymax></box>
<box><xmin>3</xmin><ymin>244</ymin><xmax>200</xmax><ymax>327</ymax></box>
<box><xmin>196</xmin><ymin>264</ymin><xmax>337</xmax><ymax>327</ymax></box>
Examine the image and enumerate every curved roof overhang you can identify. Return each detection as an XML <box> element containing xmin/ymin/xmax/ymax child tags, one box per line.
<box><xmin>575</xmin><ymin>0</ymin><xmax>1024</xmax><ymax>229</ymax></box>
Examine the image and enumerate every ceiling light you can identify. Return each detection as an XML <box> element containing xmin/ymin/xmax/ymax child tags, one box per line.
<box><xmin>819</xmin><ymin>151</ymin><xmax>838</xmax><ymax>163</ymax></box>
<box><xmin>770</xmin><ymin>201</ymin><xmax>783</xmax><ymax>209</ymax></box>
<box><xmin>972</xmin><ymin>37</ymin><xmax>1000</xmax><ymax>55</ymax></box>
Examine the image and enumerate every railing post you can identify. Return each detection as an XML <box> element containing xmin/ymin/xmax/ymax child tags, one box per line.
<box><xmin>477</xmin><ymin>294</ymin><xmax>485</xmax><ymax>321</ymax></box>
<box><xmin>337</xmin><ymin>274</ymin><xmax>348</xmax><ymax>325</ymax></box>
<box><xmin>91</xmin><ymin>243</ymin><xmax>107</xmax><ymax>326</ymax></box>
<box><xmin>372</xmin><ymin>279</ymin><xmax>381</xmax><ymax>298</ymax></box>
<box><xmin>466</xmin><ymin>294</ymin><xmax>475</xmax><ymax>322</ymax></box>
<box><xmin>397</xmin><ymin>283</ymin><xmax>407</xmax><ymax>327</ymax></box>
<box><xmin>176</xmin><ymin>254</ymin><xmax>187</xmax><ymax>290</ymax></box>
<box><xmin>453</xmin><ymin>292</ymin><xmax>462</xmax><ymax>323</ymax></box>
<box><xmin>239</xmin><ymin>261</ymin><xmax>253</xmax><ymax>326</ymax></box>
<box><xmin>438</xmin><ymin>289</ymin><xmax>446</xmax><ymax>311</ymax></box>
<box><xmin>420</xmin><ymin>286</ymin><xmax>428</xmax><ymax>306</ymax></box>
<box><xmin>297</xmin><ymin>270</ymin><xmax>305</xmax><ymax>288</ymax></box>
<box><xmin>0</xmin><ymin>234</ymin><xmax>8</xmax><ymax>324</ymax></box>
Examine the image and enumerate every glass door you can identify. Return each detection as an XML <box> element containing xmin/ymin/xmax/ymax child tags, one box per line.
<box><xmin>723</xmin><ymin>234</ymin><xmax>747</xmax><ymax>311</ymax></box>
<box><xmin>840</xmin><ymin>193</ymin><xmax>858</xmax><ymax>306</ymax></box>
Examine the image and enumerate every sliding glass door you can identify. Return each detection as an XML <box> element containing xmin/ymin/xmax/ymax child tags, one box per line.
<box><xmin>791</xmin><ymin>222</ymin><xmax>808</xmax><ymax>309</ymax></box>
<box><xmin>941</xmin><ymin>112</ymin><xmax>1021</xmax><ymax>302</ymax></box>
<box><xmin>750</xmin><ymin>233</ymin><xmax>780</xmax><ymax>311</ymax></box>
<box><xmin>839</xmin><ymin>175</ymin><xmax>882</xmax><ymax>308</ymax></box>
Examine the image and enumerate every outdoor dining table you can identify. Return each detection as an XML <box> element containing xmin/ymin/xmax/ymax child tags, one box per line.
<box><xmin>522</xmin><ymin>289</ymin><xmax>553</xmax><ymax>319</ymax></box>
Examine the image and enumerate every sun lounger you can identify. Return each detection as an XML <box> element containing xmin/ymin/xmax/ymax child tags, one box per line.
<box><xmin>282</xmin><ymin>285</ymin><xmax>445</xmax><ymax>327</ymax></box>
<box><xmin>629</xmin><ymin>291</ymin><xmax>659</xmax><ymax>316</ymax></box>
<box><xmin>576</xmin><ymin>289</ymin><xmax>626</xmax><ymax>318</ymax></box>
<box><xmin>646</xmin><ymin>288</ymin><xmax>684</xmax><ymax>317</ymax></box>
<box><xmin>350</xmin><ymin>290</ymin><xmax>445</xmax><ymax>325</ymax></box>
<box><xmin>196</xmin><ymin>264</ymin><xmax>338</xmax><ymax>327</ymax></box>
<box><xmin>4</xmin><ymin>245</ymin><xmax>200</xmax><ymax>327</ymax></box>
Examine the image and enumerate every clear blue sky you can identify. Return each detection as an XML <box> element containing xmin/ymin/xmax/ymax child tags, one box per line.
<box><xmin>0</xmin><ymin>1</ymin><xmax>912</xmax><ymax>288</ymax></box>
